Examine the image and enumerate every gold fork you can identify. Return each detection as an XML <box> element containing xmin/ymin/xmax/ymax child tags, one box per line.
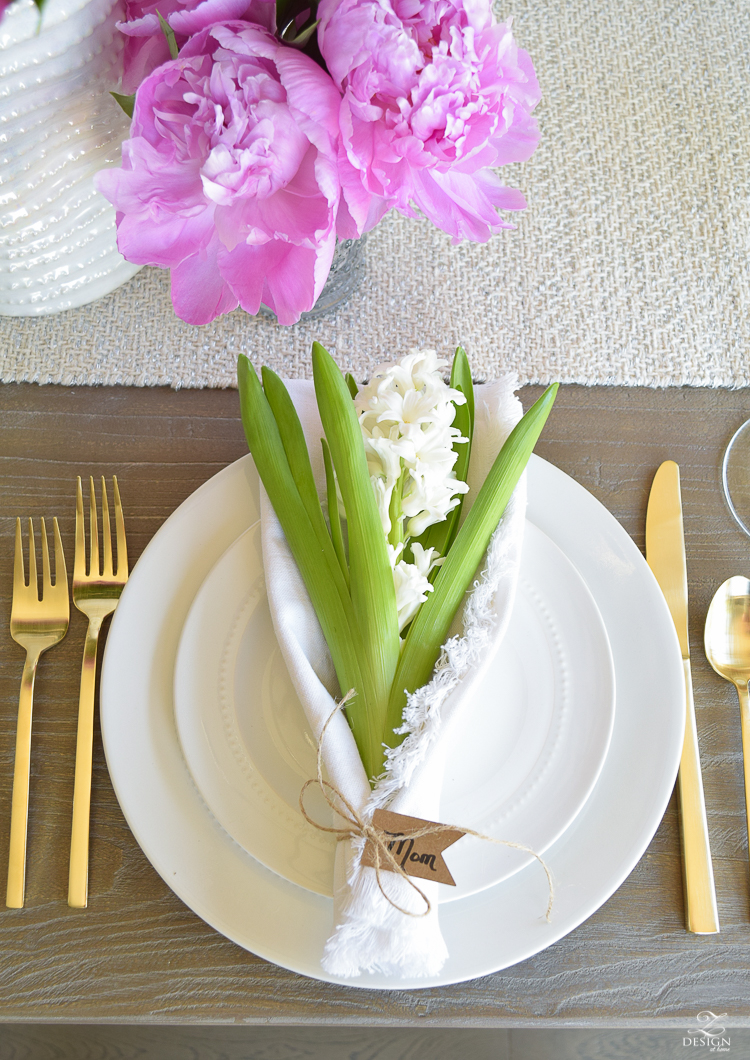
<box><xmin>68</xmin><ymin>477</ymin><xmax>128</xmax><ymax>909</ymax></box>
<box><xmin>7</xmin><ymin>518</ymin><xmax>69</xmax><ymax>909</ymax></box>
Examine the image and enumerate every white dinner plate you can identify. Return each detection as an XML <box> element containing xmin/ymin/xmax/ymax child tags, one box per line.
<box><xmin>100</xmin><ymin>453</ymin><xmax>685</xmax><ymax>989</ymax></box>
<box><xmin>174</xmin><ymin>520</ymin><xmax>615</xmax><ymax>901</ymax></box>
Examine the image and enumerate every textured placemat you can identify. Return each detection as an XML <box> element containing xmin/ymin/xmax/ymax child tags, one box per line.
<box><xmin>1</xmin><ymin>0</ymin><xmax>747</xmax><ymax>389</ymax></box>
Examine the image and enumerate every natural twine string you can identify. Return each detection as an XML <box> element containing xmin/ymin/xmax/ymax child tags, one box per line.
<box><xmin>299</xmin><ymin>692</ymin><xmax>554</xmax><ymax>921</ymax></box>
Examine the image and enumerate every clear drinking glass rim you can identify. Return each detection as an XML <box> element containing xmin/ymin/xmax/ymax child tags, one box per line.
<box><xmin>722</xmin><ymin>417</ymin><xmax>750</xmax><ymax>537</ymax></box>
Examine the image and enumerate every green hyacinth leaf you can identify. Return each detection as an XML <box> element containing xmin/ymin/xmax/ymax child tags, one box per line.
<box><xmin>312</xmin><ymin>341</ymin><xmax>400</xmax><ymax>763</ymax></box>
<box><xmin>322</xmin><ymin>438</ymin><xmax>349</xmax><ymax>586</ymax></box>
<box><xmin>237</xmin><ymin>355</ymin><xmax>383</xmax><ymax>779</ymax></box>
<box><xmin>385</xmin><ymin>383</ymin><xmax>559</xmax><ymax>742</ymax></box>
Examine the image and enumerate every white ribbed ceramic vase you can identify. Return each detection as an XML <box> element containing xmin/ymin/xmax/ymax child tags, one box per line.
<box><xmin>0</xmin><ymin>0</ymin><xmax>140</xmax><ymax>316</ymax></box>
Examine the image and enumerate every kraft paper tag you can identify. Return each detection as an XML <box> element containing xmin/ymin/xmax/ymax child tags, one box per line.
<box><xmin>361</xmin><ymin>809</ymin><xmax>466</xmax><ymax>886</ymax></box>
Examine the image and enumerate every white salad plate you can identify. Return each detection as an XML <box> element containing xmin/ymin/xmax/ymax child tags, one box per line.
<box><xmin>174</xmin><ymin>520</ymin><xmax>615</xmax><ymax>901</ymax></box>
<box><xmin>100</xmin><ymin>453</ymin><xmax>685</xmax><ymax>989</ymax></box>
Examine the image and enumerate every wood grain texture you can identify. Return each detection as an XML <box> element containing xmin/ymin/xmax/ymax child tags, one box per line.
<box><xmin>0</xmin><ymin>1026</ymin><xmax>748</xmax><ymax>1059</ymax></box>
<box><xmin>0</xmin><ymin>1025</ymin><xmax>511</xmax><ymax>1060</ymax></box>
<box><xmin>1</xmin><ymin>382</ymin><xmax>750</xmax><ymax>1028</ymax></box>
<box><xmin>511</xmin><ymin>1028</ymin><xmax>747</xmax><ymax>1059</ymax></box>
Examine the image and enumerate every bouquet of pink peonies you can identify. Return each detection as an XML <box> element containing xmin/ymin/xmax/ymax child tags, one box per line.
<box><xmin>96</xmin><ymin>0</ymin><xmax>541</xmax><ymax>324</ymax></box>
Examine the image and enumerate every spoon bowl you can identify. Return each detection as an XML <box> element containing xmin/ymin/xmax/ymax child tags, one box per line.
<box><xmin>704</xmin><ymin>576</ymin><xmax>750</xmax><ymax>873</ymax></box>
<box><xmin>705</xmin><ymin>577</ymin><xmax>750</xmax><ymax>686</ymax></box>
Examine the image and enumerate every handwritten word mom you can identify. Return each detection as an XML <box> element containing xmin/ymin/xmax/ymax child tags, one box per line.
<box><xmin>385</xmin><ymin>834</ymin><xmax>438</xmax><ymax>873</ymax></box>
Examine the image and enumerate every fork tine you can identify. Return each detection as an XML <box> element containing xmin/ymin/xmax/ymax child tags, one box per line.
<box><xmin>75</xmin><ymin>477</ymin><xmax>86</xmax><ymax>581</ymax></box>
<box><xmin>27</xmin><ymin>518</ymin><xmax>37</xmax><ymax>599</ymax></box>
<box><xmin>113</xmin><ymin>476</ymin><xmax>128</xmax><ymax>580</ymax></box>
<box><xmin>13</xmin><ymin>518</ymin><xmax>24</xmax><ymax>596</ymax></box>
<box><xmin>53</xmin><ymin>517</ymin><xmax>67</xmax><ymax>591</ymax></box>
<box><xmin>89</xmin><ymin>476</ymin><xmax>99</xmax><ymax>578</ymax></box>
<box><xmin>101</xmin><ymin>478</ymin><xmax>113</xmax><ymax>577</ymax></box>
<box><xmin>41</xmin><ymin>518</ymin><xmax>51</xmax><ymax>594</ymax></box>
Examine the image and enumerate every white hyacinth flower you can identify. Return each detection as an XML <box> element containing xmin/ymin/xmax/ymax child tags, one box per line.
<box><xmin>388</xmin><ymin>543</ymin><xmax>444</xmax><ymax>633</ymax></box>
<box><xmin>356</xmin><ymin>349</ymin><xmax>469</xmax><ymax>638</ymax></box>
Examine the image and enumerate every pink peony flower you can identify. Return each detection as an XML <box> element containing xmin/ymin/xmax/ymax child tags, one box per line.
<box><xmin>317</xmin><ymin>0</ymin><xmax>541</xmax><ymax>243</ymax></box>
<box><xmin>117</xmin><ymin>0</ymin><xmax>275</xmax><ymax>93</ymax></box>
<box><xmin>96</xmin><ymin>22</ymin><xmax>343</xmax><ymax>325</ymax></box>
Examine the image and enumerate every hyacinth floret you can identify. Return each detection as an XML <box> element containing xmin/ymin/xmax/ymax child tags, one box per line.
<box><xmin>388</xmin><ymin>540</ymin><xmax>443</xmax><ymax>633</ymax></box>
<box><xmin>355</xmin><ymin>349</ymin><xmax>469</xmax><ymax>633</ymax></box>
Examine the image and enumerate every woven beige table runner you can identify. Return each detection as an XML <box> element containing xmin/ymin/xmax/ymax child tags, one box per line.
<box><xmin>1</xmin><ymin>0</ymin><xmax>747</xmax><ymax>389</ymax></box>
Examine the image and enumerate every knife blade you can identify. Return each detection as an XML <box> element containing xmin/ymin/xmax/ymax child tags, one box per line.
<box><xmin>646</xmin><ymin>459</ymin><xmax>719</xmax><ymax>933</ymax></box>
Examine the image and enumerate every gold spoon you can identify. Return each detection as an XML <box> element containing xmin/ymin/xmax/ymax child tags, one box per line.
<box><xmin>704</xmin><ymin>576</ymin><xmax>750</xmax><ymax>859</ymax></box>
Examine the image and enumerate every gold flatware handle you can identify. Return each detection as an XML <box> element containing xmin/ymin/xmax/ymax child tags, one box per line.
<box><xmin>736</xmin><ymin>680</ymin><xmax>750</xmax><ymax>873</ymax></box>
<box><xmin>68</xmin><ymin>618</ymin><xmax>102</xmax><ymax>909</ymax></box>
<box><xmin>6</xmin><ymin>652</ymin><xmax>39</xmax><ymax>908</ymax></box>
<box><xmin>679</xmin><ymin>660</ymin><xmax>720</xmax><ymax>933</ymax></box>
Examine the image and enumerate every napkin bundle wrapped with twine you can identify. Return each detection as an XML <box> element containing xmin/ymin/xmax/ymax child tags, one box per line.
<box><xmin>261</xmin><ymin>376</ymin><xmax>526</xmax><ymax>979</ymax></box>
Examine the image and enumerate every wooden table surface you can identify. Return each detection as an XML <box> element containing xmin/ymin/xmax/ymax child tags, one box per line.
<box><xmin>1</xmin><ymin>380</ymin><xmax>750</xmax><ymax>1028</ymax></box>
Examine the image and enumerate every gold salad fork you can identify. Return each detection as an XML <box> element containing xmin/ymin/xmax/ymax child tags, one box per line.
<box><xmin>68</xmin><ymin>477</ymin><xmax>128</xmax><ymax>909</ymax></box>
<box><xmin>7</xmin><ymin>518</ymin><xmax>69</xmax><ymax>908</ymax></box>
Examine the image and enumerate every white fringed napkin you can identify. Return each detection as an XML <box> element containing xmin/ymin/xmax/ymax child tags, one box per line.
<box><xmin>260</xmin><ymin>376</ymin><xmax>526</xmax><ymax>978</ymax></box>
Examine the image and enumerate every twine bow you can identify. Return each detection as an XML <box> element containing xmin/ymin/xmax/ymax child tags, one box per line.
<box><xmin>299</xmin><ymin>692</ymin><xmax>554</xmax><ymax>921</ymax></box>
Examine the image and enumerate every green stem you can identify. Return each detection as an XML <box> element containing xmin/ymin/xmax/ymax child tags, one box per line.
<box><xmin>387</xmin><ymin>465</ymin><xmax>406</xmax><ymax>551</ymax></box>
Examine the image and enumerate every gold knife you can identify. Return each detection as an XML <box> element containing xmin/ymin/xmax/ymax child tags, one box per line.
<box><xmin>646</xmin><ymin>460</ymin><xmax>719</xmax><ymax>933</ymax></box>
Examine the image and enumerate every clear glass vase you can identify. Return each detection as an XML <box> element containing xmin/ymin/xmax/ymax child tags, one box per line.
<box><xmin>259</xmin><ymin>235</ymin><xmax>367</xmax><ymax>323</ymax></box>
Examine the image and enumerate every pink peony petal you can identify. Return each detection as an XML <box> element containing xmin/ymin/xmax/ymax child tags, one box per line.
<box><xmin>169</xmin><ymin>0</ymin><xmax>274</xmax><ymax>36</ymax></box>
<box><xmin>119</xmin><ymin>35</ymin><xmax>172</xmax><ymax>94</ymax></box>
<box><xmin>216</xmin><ymin>239</ymin><xmax>279</xmax><ymax>316</ymax></box>
<box><xmin>117</xmin><ymin>0</ymin><xmax>277</xmax><ymax>90</ymax></box>
<box><xmin>412</xmin><ymin>168</ymin><xmax>516</xmax><ymax>243</ymax></box>
<box><xmin>237</xmin><ymin>148</ymin><xmax>336</xmax><ymax>243</ymax></box>
<box><xmin>102</xmin><ymin>23</ymin><xmax>342</xmax><ymax>325</ymax></box>
<box><xmin>318</xmin><ymin>0</ymin><xmax>540</xmax><ymax>243</ymax></box>
<box><xmin>472</xmin><ymin>168</ymin><xmax>528</xmax><ymax>211</ymax></box>
<box><xmin>171</xmin><ymin>243</ymin><xmax>240</xmax><ymax>324</ymax></box>
<box><xmin>490</xmin><ymin>106</ymin><xmax>540</xmax><ymax>165</ymax></box>
<box><xmin>116</xmin><ymin>11</ymin><xmax>160</xmax><ymax>36</ymax></box>
<box><xmin>273</xmin><ymin>43</ymin><xmax>343</xmax><ymax>145</ymax></box>
<box><xmin>264</xmin><ymin>239</ymin><xmax>333</xmax><ymax>324</ymax></box>
<box><xmin>339</xmin><ymin>166</ymin><xmax>392</xmax><ymax>236</ymax></box>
